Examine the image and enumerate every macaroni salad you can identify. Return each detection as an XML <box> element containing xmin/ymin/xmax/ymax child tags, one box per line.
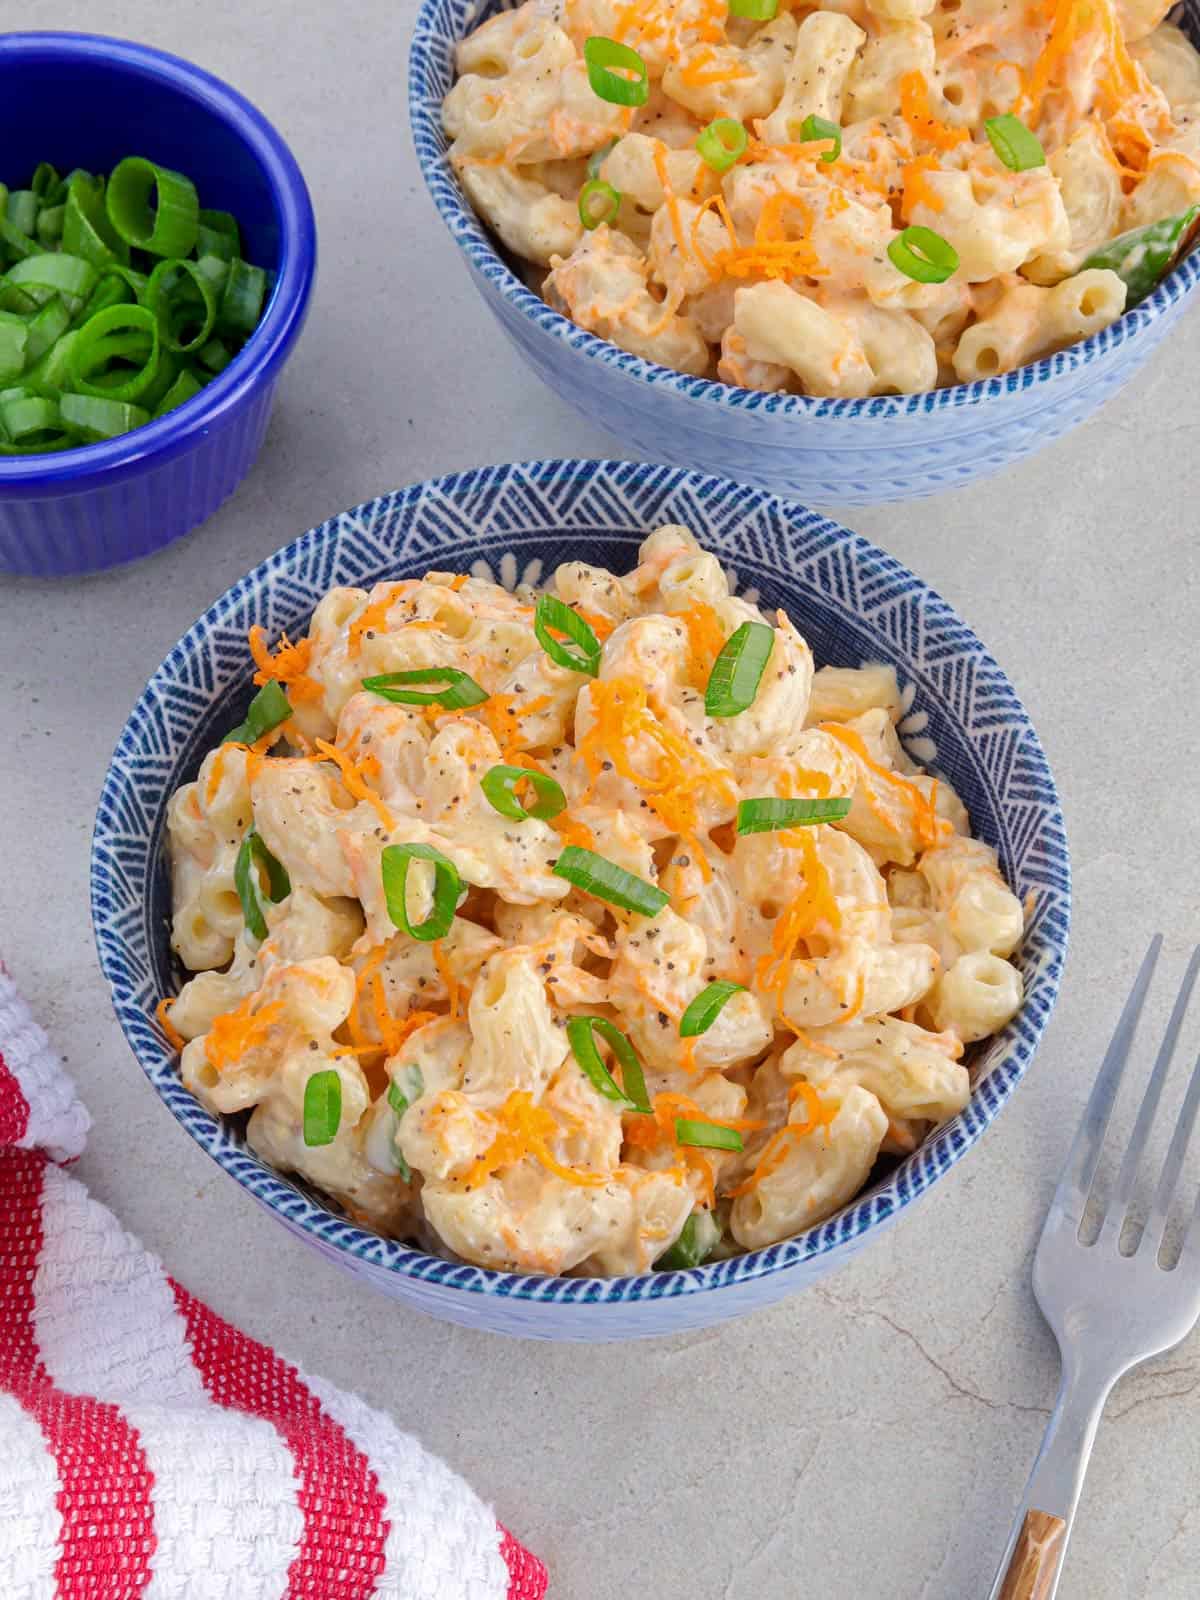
<box><xmin>443</xmin><ymin>0</ymin><xmax>1200</xmax><ymax>395</ymax></box>
<box><xmin>162</xmin><ymin>530</ymin><xmax>1025</xmax><ymax>1276</ymax></box>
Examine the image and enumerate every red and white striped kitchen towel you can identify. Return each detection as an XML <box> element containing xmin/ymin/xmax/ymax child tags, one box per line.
<box><xmin>0</xmin><ymin>961</ymin><xmax>547</xmax><ymax>1600</ymax></box>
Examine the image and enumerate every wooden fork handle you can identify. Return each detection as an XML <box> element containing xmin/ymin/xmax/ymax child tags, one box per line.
<box><xmin>994</xmin><ymin>1510</ymin><xmax>1067</xmax><ymax>1600</ymax></box>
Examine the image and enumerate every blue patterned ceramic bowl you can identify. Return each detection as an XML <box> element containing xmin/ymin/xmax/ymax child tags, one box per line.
<box><xmin>409</xmin><ymin>0</ymin><xmax>1200</xmax><ymax>505</ymax></box>
<box><xmin>91</xmin><ymin>460</ymin><xmax>1070</xmax><ymax>1339</ymax></box>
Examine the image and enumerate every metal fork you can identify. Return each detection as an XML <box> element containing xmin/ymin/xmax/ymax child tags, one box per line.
<box><xmin>987</xmin><ymin>936</ymin><xmax>1200</xmax><ymax>1600</ymax></box>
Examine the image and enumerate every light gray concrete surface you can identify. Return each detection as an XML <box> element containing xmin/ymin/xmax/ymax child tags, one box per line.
<box><xmin>1</xmin><ymin>3</ymin><xmax>1199</xmax><ymax>1596</ymax></box>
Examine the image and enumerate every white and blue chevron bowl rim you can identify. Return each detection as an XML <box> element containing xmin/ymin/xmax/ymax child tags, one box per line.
<box><xmin>409</xmin><ymin>0</ymin><xmax>1200</xmax><ymax>421</ymax></box>
<box><xmin>91</xmin><ymin>458</ymin><xmax>1070</xmax><ymax>1314</ymax></box>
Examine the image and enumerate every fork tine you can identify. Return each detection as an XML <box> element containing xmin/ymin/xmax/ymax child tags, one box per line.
<box><xmin>1047</xmin><ymin>935</ymin><xmax>1163</xmax><ymax>1230</ymax></box>
<box><xmin>1145</xmin><ymin>1044</ymin><xmax>1200</xmax><ymax>1259</ymax></box>
<box><xmin>1099</xmin><ymin>945</ymin><xmax>1200</xmax><ymax>1247</ymax></box>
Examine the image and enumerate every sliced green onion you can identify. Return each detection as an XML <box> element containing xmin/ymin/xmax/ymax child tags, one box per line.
<box><xmin>583</xmin><ymin>36</ymin><xmax>650</xmax><ymax>107</ymax></box>
<box><xmin>147</xmin><ymin>257</ymin><xmax>220</xmax><ymax>353</ymax></box>
<box><xmin>675</xmin><ymin>1117</ymin><xmax>743</xmax><ymax>1153</ymax></box>
<box><xmin>480</xmin><ymin>764</ymin><xmax>567</xmax><ymax>821</ymax></box>
<box><xmin>1082</xmin><ymin>205</ymin><xmax>1200</xmax><ymax>306</ymax></box>
<box><xmin>361</xmin><ymin>667</ymin><xmax>489</xmax><ymax>708</ymax></box>
<box><xmin>220</xmin><ymin>257</ymin><xmax>268</xmax><ymax>335</ymax></box>
<box><xmin>534</xmin><ymin>593</ymin><xmax>602</xmax><ymax>675</ymax></box>
<box><xmin>24</xmin><ymin>298</ymin><xmax>73</xmax><ymax>367</ymax></box>
<box><xmin>59</xmin><ymin>391</ymin><xmax>151</xmax><ymax>442</ymax></box>
<box><xmin>31</xmin><ymin>163</ymin><xmax>61</xmax><ymax>200</ymax></box>
<box><xmin>196</xmin><ymin>335</ymin><xmax>232</xmax><ymax>373</ymax></box>
<box><xmin>679</xmin><ymin>980</ymin><xmax>746</xmax><ymax>1038</ymax></box>
<box><xmin>736</xmin><ymin>796</ymin><xmax>852</xmax><ymax>833</ymax></box>
<box><xmin>302</xmin><ymin>1069</ymin><xmax>342</xmax><ymax>1147</ymax></box>
<box><xmin>7</xmin><ymin>251</ymin><xmax>98</xmax><ymax>311</ymax></box>
<box><xmin>566</xmin><ymin>1015</ymin><xmax>652</xmax><ymax>1113</ymax></box>
<box><xmin>984</xmin><ymin>114</ymin><xmax>1045</xmax><ymax>172</ymax></box>
<box><xmin>105</xmin><ymin>157</ymin><xmax>199</xmax><ymax>257</ymax></box>
<box><xmin>552</xmin><ymin>844</ymin><xmax>669</xmax><ymax>917</ymax></box>
<box><xmin>63</xmin><ymin>173</ymin><xmax>130</xmax><ymax>267</ymax></box>
<box><xmin>196</xmin><ymin>207</ymin><xmax>242</xmax><ymax>261</ymax></box>
<box><xmin>382</xmin><ymin>842</ymin><xmax>461</xmax><ymax>942</ymax></box>
<box><xmin>6</xmin><ymin>190</ymin><xmax>37</xmax><ymax>238</ymax></box>
<box><xmin>36</xmin><ymin>204</ymin><xmax>65</xmax><ymax>248</ymax></box>
<box><xmin>579</xmin><ymin>178</ymin><xmax>622</xmax><ymax>230</ymax></box>
<box><xmin>0</xmin><ymin>313</ymin><xmax>28</xmax><ymax>383</ymax></box>
<box><xmin>388</xmin><ymin>1063</ymin><xmax>425</xmax><ymax>1116</ymax></box>
<box><xmin>0</xmin><ymin>393</ymin><xmax>69</xmax><ymax>450</ymax></box>
<box><xmin>234</xmin><ymin>829</ymin><xmax>292</xmax><ymax>941</ymax></box>
<box><xmin>888</xmin><ymin>225</ymin><xmax>959</xmax><ymax>284</ymax></box>
<box><xmin>153</xmin><ymin>368</ymin><xmax>204</xmax><ymax>417</ymax></box>
<box><xmin>654</xmin><ymin>1209</ymin><xmax>720</xmax><ymax>1270</ymax></box>
<box><xmin>728</xmin><ymin>0</ymin><xmax>778</xmax><ymax>16</ymax></box>
<box><xmin>696</xmin><ymin>118</ymin><xmax>748</xmax><ymax>174</ymax></box>
<box><xmin>587</xmin><ymin>139</ymin><xmax>618</xmax><ymax>180</ymax></box>
<box><xmin>222</xmin><ymin>679</ymin><xmax>292</xmax><ymax>746</ymax></box>
<box><xmin>704</xmin><ymin>620</ymin><xmax>773</xmax><ymax>717</ymax></box>
<box><xmin>799</xmin><ymin>114</ymin><xmax>841</xmax><ymax>163</ymax></box>
<box><xmin>387</xmin><ymin>1063</ymin><xmax>426</xmax><ymax>1182</ymax></box>
<box><xmin>67</xmin><ymin>303</ymin><xmax>161</xmax><ymax>402</ymax></box>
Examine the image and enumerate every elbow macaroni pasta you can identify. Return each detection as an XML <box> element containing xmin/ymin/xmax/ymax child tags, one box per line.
<box><xmin>443</xmin><ymin>0</ymin><xmax>1200</xmax><ymax>395</ymax></box>
<box><xmin>164</xmin><ymin>529</ymin><xmax>1026</xmax><ymax>1275</ymax></box>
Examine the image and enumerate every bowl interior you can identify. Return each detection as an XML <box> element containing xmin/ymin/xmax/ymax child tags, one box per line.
<box><xmin>2</xmin><ymin>40</ymin><xmax>284</xmax><ymax>276</ymax></box>
<box><xmin>93</xmin><ymin>460</ymin><xmax>1070</xmax><ymax>1307</ymax></box>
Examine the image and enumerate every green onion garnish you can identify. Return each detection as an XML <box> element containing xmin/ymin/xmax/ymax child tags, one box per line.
<box><xmin>105</xmin><ymin>157</ymin><xmax>199</xmax><ymax>257</ymax></box>
<box><xmin>534</xmin><ymin>594</ymin><xmax>602</xmax><ymax>676</ymax></box>
<box><xmin>728</xmin><ymin>0</ymin><xmax>778</xmax><ymax>15</ymax></box>
<box><xmin>63</xmin><ymin>172</ymin><xmax>129</xmax><ymax>268</ymax></box>
<box><xmin>799</xmin><ymin>114</ymin><xmax>841</xmax><ymax>163</ymax></box>
<box><xmin>197</xmin><ymin>207</ymin><xmax>242</xmax><ymax>262</ymax></box>
<box><xmin>66</xmin><ymin>304</ymin><xmax>161</xmax><ymax>402</ymax></box>
<box><xmin>387</xmin><ymin>1064</ymin><xmax>425</xmax><ymax>1182</ymax></box>
<box><xmin>381</xmin><ymin>841</ymin><xmax>461</xmax><ymax>942</ymax></box>
<box><xmin>679</xmin><ymin>980</ymin><xmax>746</xmax><ymax>1038</ymax></box>
<box><xmin>578</xmin><ymin>179</ymin><xmax>622</xmax><ymax>231</ymax></box>
<box><xmin>654</xmin><ymin>1210</ymin><xmax>719</xmax><ymax>1270</ymax></box>
<box><xmin>480</xmin><ymin>764</ymin><xmax>567</xmax><ymax>821</ymax></box>
<box><xmin>983</xmin><ymin>114</ymin><xmax>1045</xmax><ymax>172</ymax></box>
<box><xmin>1082</xmin><ymin>205</ymin><xmax>1200</xmax><ymax>306</ymax></box>
<box><xmin>695</xmin><ymin>118</ymin><xmax>748</xmax><ymax>174</ymax></box>
<box><xmin>233</xmin><ymin>829</ymin><xmax>292</xmax><ymax>941</ymax></box>
<box><xmin>583</xmin><ymin>37</ymin><xmax>650</xmax><ymax>107</ymax></box>
<box><xmin>736</xmin><ymin>796</ymin><xmax>852</xmax><ymax>833</ymax></box>
<box><xmin>222</xmin><ymin>680</ymin><xmax>292</xmax><ymax>746</ymax></box>
<box><xmin>566</xmin><ymin>1016</ymin><xmax>652</xmax><ymax>1113</ymax></box>
<box><xmin>303</xmin><ymin>1069</ymin><xmax>342</xmax><ymax>1147</ymax></box>
<box><xmin>704</xmin><ymin>620</ymin><xmax>773</xmax><ymax>718</ymax></box>
<box><xmin>552</xmin><ymin>844</ymin><xmax>669</xmax><ymax>917</ymax></box>
<box><xmin>587</xmin><ymin>139</ymin><xmax>619</xmax><ymax>180</ymax></box>
<box><xmin>362</xmin><ymin>667</ymin><xmax>489</xmax><ymax>709</ymax></box>
<box><xmin>887</xmin><ymin>226</ymin><xmax>959</xmax><ymax>284</ymax></box>
<box><xmin>675</xmin><ymin>1117</ymin><xmax>743</xmax><ymax>1153</ymax></box>
<box><xmin>388</xmin><ymin>1063</ymin><xmax>425</xmax><ymax>1116</ymax></box>
<box><xmin>147</xmin><ymin>258</ymin><xmax>221</xmax><ymax>354</ymax></box>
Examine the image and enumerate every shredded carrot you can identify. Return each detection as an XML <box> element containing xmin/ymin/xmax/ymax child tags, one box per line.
<box><xmin>653</xmin><ymin>140</ymin><xmax>691</xmax><ymax>275</ymax></box>
<box><xmin>899</xmin><ymin>72</ymin><xmax>969</xmax><ymax>153</ymax></box>
<box><xmin>833</xmin><ymin>969</ymin><xmax>867</xmax><ymax>1025</ymax></box>
<box><xmin>900</xmin><ymin>155</ymin><xmax>945</xmax><ymax>223</ymax></box>
<box><xmin>677</xmin><ymin>601</ymin><xmax>727</xmax><ymax>687</ymax></box>
<box><xmin>348</xmin><ymin>585</ymin><xmax>406</xmax><ymax>657</ymax></box>
<box><xmin>431</xmin><ymin>940</ymin><xmax>462</xmax><ymax>1018</ymax></box>
<box><xmin>314</xmin><ymin>738</ymin><xmax>396</xmax><ymax>831</ymax></box>
<box><xmin>726</xmin><ymin>1083</ymin><xmax>839</xmax><ymax>1196</ymax></box>
<box><xmin>459</xmin><ymin>1090</ymin><xmax>607</xmax><ymax>1190</ymax></box>
<box><xmin>754</xmin><ymin>829</ymin><xmax>842</xmax><ymax>1005</ymax></box>
<box><xmin>677</xmin><ymin>45</ymin><xmax>751</xmax><ymax>87</ymax></box>
<box><xmin>624</xmin><ymin>1092</ymin><xmax>764</xmax><ymax>1206</ymax></box>
<box><xmin>779</xmin><ymin>1017</ymin><xmax>843</xmax><ymax>1058</ymax></box>
<box><xmin>204</xmin><ymin>996</ymin><xmax>285</xmax><ymax>1075</ymax></box>
<box><xmin>155</xmin><ymin>997</ymin><xmax>186</xmax><ymax>1054</ymax></box>
<box><xmin>248</xmin><ymin>625</ymin><xmax>323</xmax><ymax>705</ymax></box>
<box><xmin>819</xmin><ymin>722</ymin><xmax>940</xmax><ymax>849</ymax></box>
<box><xmin>551</xmin><ymin>813</ymin><xmax>596</xmax><ymax>851</ymax></box>
<box><xmin>349</xmin><ymin>946</ymin><xmax>388</xmax><ymax>1050</ymax></box>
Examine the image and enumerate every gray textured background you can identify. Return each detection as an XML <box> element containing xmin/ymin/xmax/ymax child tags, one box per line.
<box><xmin>1</xmin><ymin>3</ymin><xmax>1199</xmax><ymax>1596</ymax></box>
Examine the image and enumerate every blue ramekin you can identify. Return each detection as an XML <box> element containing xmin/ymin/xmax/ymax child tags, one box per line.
<box><xmin>0</xmin><ymin>33</ymin><xmax>317</xmax><ymax>578</ymax></box>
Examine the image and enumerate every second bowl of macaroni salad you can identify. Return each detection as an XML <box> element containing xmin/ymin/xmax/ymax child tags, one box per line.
<box><xmin>160</xmin><ymin>526</ymin><xmax>1027</xmax><ymax>1278</ymax></box>
<box><xmin>441</xmin><ymin>0</ymin><xmax>1200</xmax><ymax>397</ymax></box>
